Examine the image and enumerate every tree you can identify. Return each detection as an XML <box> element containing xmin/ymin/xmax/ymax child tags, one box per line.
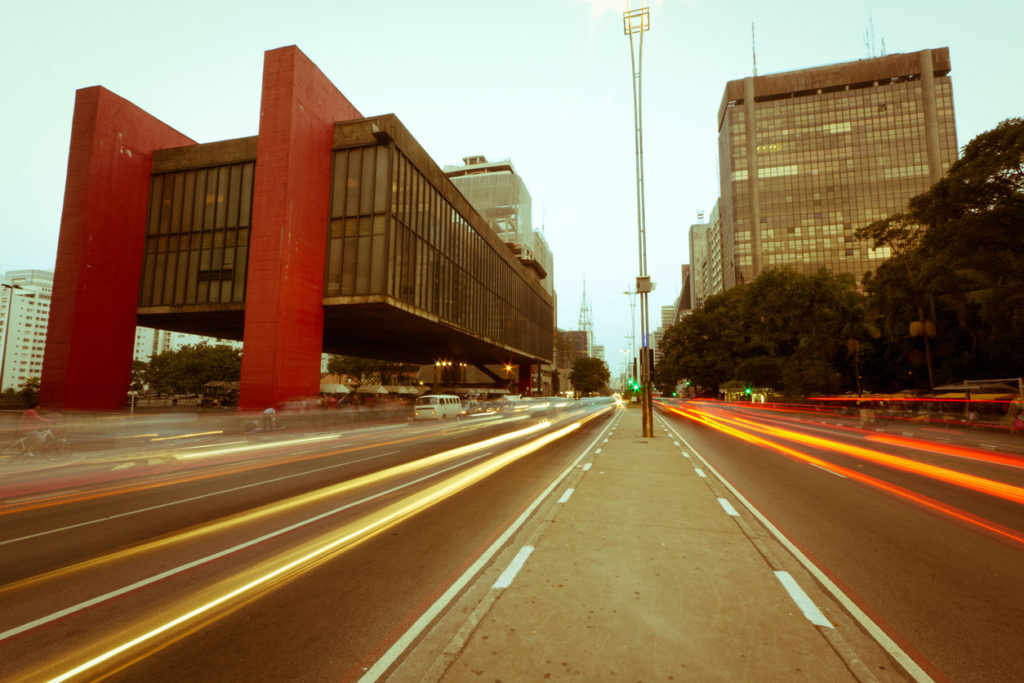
<box><xmin>142</xmin><ymin>343</ymin><xmax>241</xmax><ymax>394</ymax></box>
<box><xmin>857</xmin><ymin>118</ymin><xmax>1024</xmax><ymax>387</ymax></box>
<box><xmin>18</xmin><ymin>377</ymin><xmax>40</xmax><ymax>406</ymax></box>
<box><xmin>569</xmin><ymin>357</ymin><xmax>610</xmax><ymax>396</ymax></box>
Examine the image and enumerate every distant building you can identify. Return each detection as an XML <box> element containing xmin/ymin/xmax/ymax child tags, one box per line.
<box><xmin>707</xmin><ymin>200</ymin><xmax>724</xmax><ymax>298</ymax></box>
<box><xmin>444</xmin><ymin>155</ymin><xmax>553</xmax><ymax>295</ymax></box>
<box><xmin>132</xmin><ymin>327</ymin><xmax>243</xmax><ymax>363</ymax></box>
<box><xmin>717</xmin><ymin>48</ymin><xmax>957</xmax><ymax>287</ymax></box>
<box><xmin>133</xmin><ymin>327</ymin><xmax>175</xmax><ymax>363</ymax></box>
<box><xmin>1</xmin><ymin>270</ymin><xmax>53</xmax><ymax>392</ymax></box>
<box><xmin>661</xmin><ymin>304</ymin><xmax>676</xmax><ymax>330</ymax></box>
<box><xmin>688</xmin><ymin>224</ymin><xmax>709</xmax><ymax>309</ymax></box>
<box><xmin>591</xmin><ymin>345</ymin><xmax>605</xmax><ymax>362</ymax></box>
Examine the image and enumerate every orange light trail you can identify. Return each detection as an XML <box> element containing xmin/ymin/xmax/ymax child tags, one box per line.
<box><xmin>661</xmin><ymin>404</ymin><xmax>1024</xmax><ymax>538</ymax></box>
<box><xmin>686</xmin><ymin>405</ymin><xmax>1024</xmax><ymax>505</ymax></box>
<box><xmin>865</xmin><ymin>433</ymin><xmax>1024</xmax><ymax>471</ymax></box>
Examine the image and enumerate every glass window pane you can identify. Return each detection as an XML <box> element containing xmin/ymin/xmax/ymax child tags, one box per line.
<box><xmin>346</xmin><ymin>148</ymin><xmax>361</xmax><ymax>216</ymax></box>
<box><xmin>332</xmin><ymin>150</ymin><xmax>348</xmax><ymax>218</ymax></box>
<box><xmin>360</xmin><ymin>146</ymin><xmax>376</xmax><ymax>214</ymax></box>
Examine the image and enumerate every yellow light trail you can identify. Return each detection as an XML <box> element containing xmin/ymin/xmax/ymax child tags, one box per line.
<box><xmin>40</xmin><ymin>420</ymin><xmax>587</xmax><ymax>682</ymax></box>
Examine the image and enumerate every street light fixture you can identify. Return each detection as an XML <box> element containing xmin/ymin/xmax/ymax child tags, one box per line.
<box><xmin>623</xmin><ymin>3</ymin><xmax>654</xmax><ymax>437</ymax></box>
<box><xmin>0</xmin><ymin>283</ymin><xmax>25</xmax><ymax>393</ymax></box>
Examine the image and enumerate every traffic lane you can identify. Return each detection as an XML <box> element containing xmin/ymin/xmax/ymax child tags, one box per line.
<box><xmin>663</xmin><ymin>410</ymin><xmax>1024</xmax><ymax>682</ymax></box>
<box><xmin>0</xmin><ymin>416</ymin><xmax>590</xmax><ymax>678</ymax></box>
<box><xmin>713</xmin><ymin>401</ymin><xmax>1024</xmax><ymax>463</ymax></box>
<box><xmin>14</xmin><ymin>407</ymin><xmax>614</xmax><ymax>681</ymax></box>
<box><xmin>0</xmin><ymin>414</ymin><xmax>573</xmax><ymax>584</ymax></box>
<box><xmin>677</xmin><ymin>402</ymin><xmax>1024</xmax><ymax>537</ymax></box>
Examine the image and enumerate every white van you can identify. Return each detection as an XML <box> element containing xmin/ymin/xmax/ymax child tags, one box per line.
<box><xmin>414</xmin><ymin>394</ymin><xmax>462</xmax><ymax>421</ymax></box>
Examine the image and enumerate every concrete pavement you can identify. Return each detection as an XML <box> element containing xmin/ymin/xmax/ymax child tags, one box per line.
<box><xmin>393</xmin><ymin>406</ymin><xmax>912</xmax><ymax>682</ymax></box>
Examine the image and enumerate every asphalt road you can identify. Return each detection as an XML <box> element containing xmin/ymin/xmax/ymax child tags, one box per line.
<box><xmin>0</xmin><ymin>399</ymin><xmax>615</xmax><ymax>681</ymax></box>
<box><xmin>658</xmin><ymin>399</ymin><xmax>1024</xmax><ymax>682</ymax></box>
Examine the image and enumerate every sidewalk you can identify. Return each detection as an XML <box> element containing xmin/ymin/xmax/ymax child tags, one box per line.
<box><xmin>401</xmin><ymin>407</ymin><xmax>909</xmax><ymax>682</ymax></box>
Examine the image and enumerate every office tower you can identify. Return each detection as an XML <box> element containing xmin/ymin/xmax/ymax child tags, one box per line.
<box><xmin>717</xmin><ymin>48</ymin><xmax>957</xmax><ymax>287</ymax></box>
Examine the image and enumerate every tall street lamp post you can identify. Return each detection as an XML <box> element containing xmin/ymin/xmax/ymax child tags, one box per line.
<box><xmin>623</xmin><ymin>4</ymin><xmax>654</xmax><ymax>437</ymax></box>
<box><xmin>1</xmin><ymin>283</ymin><xmax>24</xmax><ymax>393</ymax></box>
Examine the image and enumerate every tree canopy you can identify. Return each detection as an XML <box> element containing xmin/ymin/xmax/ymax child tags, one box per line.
<box><xmin>655</xmin><ymin>268</ymin><xmax>865</xmax><ymax>397</ymax></box>
<box><xmin>569</xmin><ymin>357</ymin><xmax>610</xmax><ymax>396</ymax></box>
<box><xmin>142</xmin><ymin>343</ymin><xmax>241</xmax><ymax>394</ymax></box>
<box><xmin>857</xmin><ymin>117</ymin><xmax>1024</xmax><ymax>387</ymax></box>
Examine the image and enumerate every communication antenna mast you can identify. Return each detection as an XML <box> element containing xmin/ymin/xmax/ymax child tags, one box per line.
<box><xmin>751</xmin><ymin>22</ymin><xmax>757</xmax><ymax>76</ymax></box>
<box><xmin>863</xmin><ymin>11</ymin><xmax>876</xmax><ymax>58</ymax></box>
<box><xmin>578</xmin><ymin>280</ymin><xmax>594</xmax><ymax>356</ymax></box>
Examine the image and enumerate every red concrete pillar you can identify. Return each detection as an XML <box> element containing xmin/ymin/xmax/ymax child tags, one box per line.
<box><xmin>239</xmin><ymin>46</ymin><xmax>361</xmax><ymax>411</ymax></box>
<box><xmin>40</xmin><ymin>88</ymin><xmax>194</xmax><ymax>410</ymax></box>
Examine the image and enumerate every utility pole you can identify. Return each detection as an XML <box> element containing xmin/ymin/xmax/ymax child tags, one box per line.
<box><xmin>623</xmin><ymin>3</ymin><xmax>654</xmax><ymax>437</ymax></box>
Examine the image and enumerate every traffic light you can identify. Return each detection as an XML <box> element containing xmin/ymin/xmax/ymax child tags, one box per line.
<box><xmin>744</xmin><ymin>386</ymin><xmax>752</xmax><ymax>395</ymax></box>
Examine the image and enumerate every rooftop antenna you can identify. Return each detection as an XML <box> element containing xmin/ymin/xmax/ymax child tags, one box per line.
<box><xmin>751</xmin><ymin>22</ymin><xmax>757</xmax><ymax>76</ymax></box>
<box><xmin>881</xmin><ymin>37</ymin><xmax>887</xmax><ymax>57</ymax></box>
<box><xmin>697</xmin><ymin>210</ymin><xmax>705</xmax><ymax>224</ymax></box>
<box><xmin>863</xmin><ymin>10</ymin><xmax>876</xmax><ymax>58</ymax></box>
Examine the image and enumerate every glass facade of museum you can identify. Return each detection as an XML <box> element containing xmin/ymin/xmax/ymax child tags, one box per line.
<box><xmin>718</xmin><ymin>50</ymin><xmax>957</xmax><ymax>287</ymax></box>
<box><xmin>140</xmin><ymin>162</ymin><xmax>254</xmax><ymax>306</ymax></box>
<box><xmin>325</xmin><ymin>142</ymin><xmax>552</xmax><ymax>360</ymax></box>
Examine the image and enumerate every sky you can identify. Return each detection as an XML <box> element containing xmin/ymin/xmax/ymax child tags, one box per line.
<box><xmin>1</xmin><ymin>0</ymin><xmax>1022</xmax><ymax>378</ymax></box>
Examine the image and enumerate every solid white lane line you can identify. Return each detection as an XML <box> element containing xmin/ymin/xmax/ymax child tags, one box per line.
<box><xmin>657</xmin><ymin>415</ymin><xmax>932</xmax><ymax>683</ymax></box>
<box><xmin>492</xmin><ymin>545</ymin><xmax>535</xmax><ymax>589</ymax></box>
<box><xmin>809</xmin><ymin>462</ymin><xmax>847</xmax><ymax>479</ymax></box>
<box><xmin>557</xmin><ymin>488</ymin><xmax>574</xmax><ymax>504</ymax></box>
<box><xmin>0</xmin><ymin>449</ymin><xmax>405</xmax><ymax>547</ymax></box>
<box><xmin>775</xmin><ymin>571</ymin><xmax>833</xmax><ymax>628</ymax></box>
<box><xmin>717</xmin><ymin>497</ymin><xmax>739</xmax><ymax>516</ymax></box>
<box><xmin>361</xmin><ymin>407</ymin><xmax>617</xmax><ymax>681</ymax></box>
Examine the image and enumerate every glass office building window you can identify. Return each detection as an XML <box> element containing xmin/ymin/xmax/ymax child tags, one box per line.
<box><xmin>140</xmin><ymin>162</ymin><xmax>254</xmax><ymax>306</ymax></box>
<box><xmin>325</xmin><ymin>139</ymin><xmax>552</xmax><ymax>360</ymax></box>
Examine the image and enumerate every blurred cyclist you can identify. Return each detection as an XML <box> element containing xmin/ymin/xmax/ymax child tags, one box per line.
<box><xmin>21</xmin><ymin>401</ymin><xmax>54</xmax><ymax>453</ymax></box>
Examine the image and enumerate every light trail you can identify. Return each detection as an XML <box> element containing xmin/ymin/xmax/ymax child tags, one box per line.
<box><xmin>674</xmin><ymin>404</ymin><xmax>1024</xmax><ymax>505</ymax></box>
<box><xmin>0</xmin><ymin>431</ymin><xmax>428</xmax><ymax>516</ymax></box>
<box><xmin>0</xmin><ymin>422</ymin><xmax>551</xmax><ymax>599</ymax></box>
<box><xmin>864</xmin><ymin>433</ymin><xmax>1024</xmax><ymax>471</ymax></box>
<box><xmin>36</xmin><ymin>419</ymin><xmax>588</xmax><ymax>682</ymax></box>
<box><xmin>661</xmin><ymin>404</ymin><xmax>1024</xmax><ymax>546</ymax></box>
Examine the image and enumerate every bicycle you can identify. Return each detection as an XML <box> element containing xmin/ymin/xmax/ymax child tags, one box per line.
<box><xmin>2</xmin><ymin>428</ymin><xmax>73</xmax><ymax>463</ymax></box>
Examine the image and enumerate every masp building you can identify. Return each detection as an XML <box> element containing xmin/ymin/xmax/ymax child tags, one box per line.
<box><xmin>40</xmin><ymin>46</ymin><xmax>553</xmax><ymax>411</ymax></box>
